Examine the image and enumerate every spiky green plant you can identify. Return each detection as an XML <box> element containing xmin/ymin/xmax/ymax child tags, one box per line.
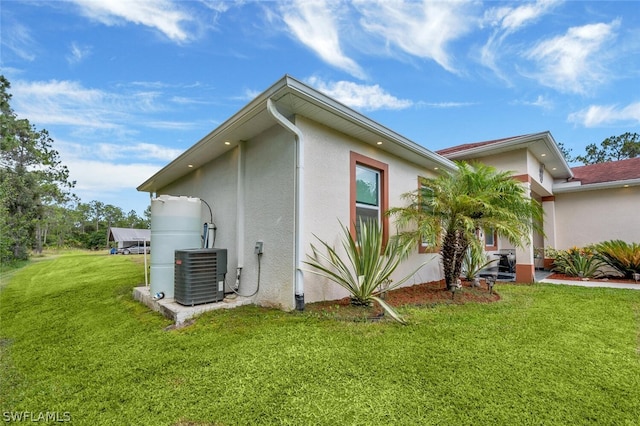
<box><xmin>594</xmin><ymin>240</ymin><xmax>640</xmax><ymax>278</ymax></box>
<box><xmin>304</xmin><ymin>219</ymin><xmax>430</xmax><ymax>324</ymax></box>
<box><xmin>462</xmin><ymin>241</ymin><xmax>496</xmax><ymax>281</ymax></box>
<box><xmin>552</xmin><ymin>246</ymin><xmax>606</xmax><ymax>278</ymax></box>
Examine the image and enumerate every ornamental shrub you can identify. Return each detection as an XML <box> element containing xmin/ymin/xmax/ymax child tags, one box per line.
<box><xmin>594</xmin><ymin>240</ymin><xmax>640</xmax><ymax>279</ymax></box>
<box><xmin>552</xmin><ymin>246</ymin><xmax>606</xmax><ymax>278</ymax></box>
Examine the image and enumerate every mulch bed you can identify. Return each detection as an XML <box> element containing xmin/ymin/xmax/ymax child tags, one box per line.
<box><xmin>304</xmin><ymin>279</ymin><xmax>501</xmax><ymax>321</ymax></box>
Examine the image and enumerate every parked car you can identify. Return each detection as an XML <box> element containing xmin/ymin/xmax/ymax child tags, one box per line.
<box><xmin>117</xmin><ymin>245</ymin><xmax>150</xmax><ymax>255</ymax></box>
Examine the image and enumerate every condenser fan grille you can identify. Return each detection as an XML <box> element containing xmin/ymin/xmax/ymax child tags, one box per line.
<box><xmin>174</xmin><ymin>248</ymin><xmax>227</xmax><ymax>306</ymax></box>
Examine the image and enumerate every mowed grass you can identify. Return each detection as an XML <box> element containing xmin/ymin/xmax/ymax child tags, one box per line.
<box><xmin>1</xmin><ymin>252</ymin><xmax>640</xmax><ymax>425</ymax></box>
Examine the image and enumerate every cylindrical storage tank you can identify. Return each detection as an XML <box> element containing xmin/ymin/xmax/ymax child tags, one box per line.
<box><xmin>150</xmin><ymin>195</ymin><xmax>202</xmax><ymax>299</ymax></box>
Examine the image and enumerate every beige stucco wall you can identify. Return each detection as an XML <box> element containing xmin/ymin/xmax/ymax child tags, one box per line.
<box><xmin>298</xmin><ymin>116</ymin><xmax>443</xmax><ymax>304</ymax></box>
<box><xmin>156</xmin><ymin>114</ymin><xmax>448</xmax><ymax>310</ymax></box>
<box><xmin>553</xmin><ymin>186</ymin><xmax>640</xmax><ymax>249</ymax></box>
<box><xmin>158</xmin><ymin>124</ymin><xmax>297</xmax><ymax>310</ymax></box>
<box><xmin>474</xmin><ymin>149</ymin><xmax>527</xmax><ymax>176</ymax></box>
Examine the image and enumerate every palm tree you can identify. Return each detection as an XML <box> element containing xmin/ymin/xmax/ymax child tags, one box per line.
<box><xmin>390</xmin><ymin>161</ymin><xmax>543</xmax><ymax>290</ymax></box>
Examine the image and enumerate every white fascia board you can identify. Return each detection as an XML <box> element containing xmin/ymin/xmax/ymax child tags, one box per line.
<box><xmin>553</xmin><ymin>178</ymin><xmax>640</xmax><ymax>193</ymax></box>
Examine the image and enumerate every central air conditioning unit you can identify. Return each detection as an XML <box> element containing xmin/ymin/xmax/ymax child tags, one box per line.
<box><xmin>174</xmin><ymin>248</ymin><xmax>227</xmax><ymax>306</ymax></box>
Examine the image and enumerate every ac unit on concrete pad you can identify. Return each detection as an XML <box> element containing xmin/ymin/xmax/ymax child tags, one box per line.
<box><xmin>174</xmin><ymin>248</ymin><xmax>227</xmax><ymax>306</ymax></box>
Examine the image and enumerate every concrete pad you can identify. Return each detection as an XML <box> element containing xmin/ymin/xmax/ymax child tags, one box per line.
<box><xmin>539</xmin><ymin>279</ymin><xmax>640</xmax><ymax>290</ymax></box>
<box><xmin>133</xmin><ymin>286</ymin><xmax>253</xmax><ymax>325</ymax></box>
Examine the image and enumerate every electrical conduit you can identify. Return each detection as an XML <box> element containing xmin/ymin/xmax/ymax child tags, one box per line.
<box><xmin>266</xmin><ymin>98</ymin><xmax>305</xmax><ymax>311</ymax></box>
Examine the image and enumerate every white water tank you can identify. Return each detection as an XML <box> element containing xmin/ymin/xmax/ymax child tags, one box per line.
<box><xmin>150</xmin><ymin>195</ymin><xmax>202</xmax><ymax>299</ymax></box>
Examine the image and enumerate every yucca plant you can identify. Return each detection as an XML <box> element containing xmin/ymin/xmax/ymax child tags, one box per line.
<box><xmin>462</xmin><ymin>241</ymin><xmax>495</xmax><ymax>283</ymax></box>
<box><xmin>594</xmin><ymin>240</ymin><xmax>640</xmax><ymax>279</ymax></box>
<box><xmin>304</xmin><ymin>219</ymin><xmax>430</xmax><ymax>324</ymax></box>
<box><xmin>552</xmin><ymin>246</ymin><xmax>605</xmax><ymax>279</ymax></box>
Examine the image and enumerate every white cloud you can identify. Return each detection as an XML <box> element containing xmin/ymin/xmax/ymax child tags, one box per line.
<box><xmin>12</xmin><ymin>80</ymin><xmax>123</xmax><ymax>129</ymax></box>
<box><xmin>10</xmin><ymin>79</ymin><xmax>193</xmax><ymax>132</ymax></box>
<box><xmin>69</xmin><ymin>0</ymin><xmax>194</xmax><ymax>42</ymax></box>
<box><xmin>417</xmin><ymin>101</ymin><xmax>476</xmax><ymax>109</ymax></box>
<box><xmin>512</xmin><ymin>95</ymin><xmax>554</xmax><ymax>109</ymax></box>
<box><xmin>484</xmin><ymin>0</ymin><xmax>562</xmax><ymax>34</ymax></box>
<box><xmin>59</xmin><ymin>139</ymin><xmax>181</xmax><ymax>162</ymax></box>
<box><xmin>480</xmin><ymin>0</ymin><xmax>561</xmax><ymax>81</ymax></box>
<box><xmin>568</xmin><ymin>102</ymin><xmax>640</xmax><ymax>127</ymax></box>
<box><xmin>525</xmin><ymin>20</ymin><xmax>620</xmax><ymax>94</ymax></box>
<box><xmin>306</xmin><ymin>77</ymin><xmax>412</xmax><ymax>111</ymax></box>
<box><xmin>67</xmin><ymin>42</ymin><xmax>91</xmax><ymax>64</ymax></box>
<box><xmin>280</xmin><ymin>0</ymin><xmax>366</xmax><ymax>79</ymax></box>
<box><xmin>1</xmin><ymin>18</ymin><xmax>37</xmax><ymax>61</ymax></box>
<box><xmin>355</xmin><ymin>0</ymin><xmax>477</xmax><ymax>74</ymax></box>
<box><xmin>66</xmin><ymin>158</ymin><xmax>161</xmax><ymax>193</ymax></box>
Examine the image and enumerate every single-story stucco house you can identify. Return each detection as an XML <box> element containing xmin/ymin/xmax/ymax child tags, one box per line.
<box><xmin>137</xmin><ymin>75</ymin><xmax>640</xmax><ymax>311</ymax></box>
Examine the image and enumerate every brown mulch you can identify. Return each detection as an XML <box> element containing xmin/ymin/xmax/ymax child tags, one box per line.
<box><xmin>546</xmin><ymin>273</ymin><xmax>639</xmax><ymax>284</ymax></box>
<box><xmin>304</xmin><ymin>279</ymin><xmax>501</xmax><ymax>321</ymax></box>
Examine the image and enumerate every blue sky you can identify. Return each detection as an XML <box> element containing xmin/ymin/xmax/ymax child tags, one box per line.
<box><xmin>2</xmin><ymin>0</ymin><xmax>639</xmax><ymax>216</ymax></box>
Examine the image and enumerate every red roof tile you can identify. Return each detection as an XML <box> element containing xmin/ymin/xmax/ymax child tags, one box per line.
<box><xmin>570</xmin><ymin>157</ymin><xmax>640</xmax><ymax>185</ymax></box>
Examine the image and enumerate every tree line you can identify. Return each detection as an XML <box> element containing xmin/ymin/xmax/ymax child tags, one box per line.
<box><xmin>1</xmin><ymin>75</ymin><xmax>148</xmax><ymax>264</ymax></box>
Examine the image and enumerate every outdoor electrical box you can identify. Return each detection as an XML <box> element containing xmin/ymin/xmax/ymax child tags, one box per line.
<box><xmin>254</xmin><ymin>241</ymin><xmax>263</xmax><ymax>255</ymax></box>
<box><xmin>174</xmin><ymin>248</ymin><xmax>227</xmax><ymax>306</ymax></box>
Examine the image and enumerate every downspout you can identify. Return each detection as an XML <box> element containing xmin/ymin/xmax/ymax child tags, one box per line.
<box><xmin>236</xmin><ymin>140</ymin><xmax>245</xmax><ymax>281</ymax></box>
<box><xmin>266</xmin><ymin>98</ymin><xmax>305</xmax><ymax>311</ymax></box>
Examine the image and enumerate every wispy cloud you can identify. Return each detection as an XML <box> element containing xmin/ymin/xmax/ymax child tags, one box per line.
<box><xmin>10</xmin><ymin>79</ymin><xmax>186</xmax><ymax>131</ymax></box>
<box><xmin>355</xmin><ymin>0</ymin><xmax>477</xmax><ymax>74</ymax></box>
<box><xmin>280</xmin><ymin>0</ymin><xmax>366</xmax><ymax>79</ymax></box>
<box><xmin>12</xmin><ymin>79</ymin><xmax>123</xmax><ymax>129</ymax></box>
<box><xmin>417</xmin><ymin>101</ymin><xmax>476</xmax><ymax>109</ymax></box>
<box><xmin>306</xmin><ymin>76</ymin><xmax>412</xmax><ymax>111</ymax></box>
<box><xmin>1</xmin><ymin>17</ymin><xmax>38</xmax><ymax>61</ymax></box>
<box><xmin>69</xmin><ymin>0</ymin><xmax>195</xmax><ymax>42</ymax></box>
<box><xmin>525</xmin><ymin>20</ymin><xmax>620</xmax><ymax>94</ymax></box>
<box><xmin>67</xmin><ymin>42</ymin><xmax>91</xmax><ymax>64</ymax></box>
<box><xmin>60</xmin><ymin>140</ymin><xmax>182</xmax><ymax>163</ymax></box>
<box><xmin>512</xmin><ymin>95</ymin><xmax>554</xmax><ymax>109</ymax></box>
<box><xmin>480</xmin><ymin>0</ymin><xmax>562</xmax><ymax>82</ymax></box>
<box><xmin>568</xmin><ymin>102</ymin><xmax>640</xmax><ymax>127</ymax></box>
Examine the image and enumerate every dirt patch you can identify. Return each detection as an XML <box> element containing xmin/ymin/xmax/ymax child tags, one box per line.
<box><xmin>304</xmin><ymin>279</ymin><xmax>501</xmax><ymax>321</ymax></box>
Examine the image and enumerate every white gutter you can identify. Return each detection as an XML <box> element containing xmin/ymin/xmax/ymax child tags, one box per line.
<box><xmin>266</xmin><ymin>98</ymin><xmax>305</xmax><ymax>310</ymax></box>
<box><xmin>553</xmin><ymin>178</ymin><xmax>640</xmax><ymax>193</ymax></box>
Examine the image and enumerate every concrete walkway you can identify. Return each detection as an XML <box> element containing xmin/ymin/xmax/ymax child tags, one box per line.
<box><xmin>539</xmin><ymin>277</ymin><xmax>640</xmax><ymax>290</ymax></box>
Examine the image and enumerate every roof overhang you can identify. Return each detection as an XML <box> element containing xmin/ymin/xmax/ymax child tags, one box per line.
<box><xmin>553</xmin><ymin>178</ymin><xmax>640</xmax><ymax>193</ymax></box>
<box><xmin>442</xmin><ymin>132</ymin><xmax>574</xmax><ymax>180</ymax></box>
<box><xmin>138</xmin><ymin>75</ymin><xmax>457</xmax><ymax>193</ymax></box>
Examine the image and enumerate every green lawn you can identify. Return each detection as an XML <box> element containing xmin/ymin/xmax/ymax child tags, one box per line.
<box><xmin>1</xmin><ymin>252</ymin><xmax>639</xmax><ymax>425</ymax></box>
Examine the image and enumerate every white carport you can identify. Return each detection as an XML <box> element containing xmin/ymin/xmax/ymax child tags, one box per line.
<box><xmin>107</xmin><ymin>227</ymin><xmax>151</xmax><ymax>249</ymax></box>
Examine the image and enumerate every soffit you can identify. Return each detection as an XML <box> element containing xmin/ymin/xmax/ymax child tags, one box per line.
<box><xmin>137</xmin><ymin>76</ymin><xmax>456</xmax><ymax>193</ymax></box>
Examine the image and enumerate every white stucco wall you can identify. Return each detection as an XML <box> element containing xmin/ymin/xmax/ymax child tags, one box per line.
<box><xmin>155</xmin><ymin>114</ymin><xmax>450</xmax><ymax>310</ymax></box>
<box><xmin>158</xmin><ymin>125</ymin><xmax>297</xmax><ymax>310</ymax></box>
<box><xmin>297</xmin><ymin>116</ymin><xmax>443</xmax><ymax>304</ymax></box>
<box><xmin>242</xmin><ymin>126</ymin><xmax>296</xmax><ymax>309</ymax></box>
<box><xmin>554</xmin><ymin>186</ymin><xmax>640</xmax><ymax>249</ymax></box>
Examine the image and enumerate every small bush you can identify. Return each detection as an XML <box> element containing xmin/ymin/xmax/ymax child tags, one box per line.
<box><xmin>552</xmin><ymin>246</ymin><xmax>606</xmax><ymax>278</ymax></box>
<box><xmin>594</xmin><ymin>240</ymin><xmax>640</xmax><ymax>279</ymax></box>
